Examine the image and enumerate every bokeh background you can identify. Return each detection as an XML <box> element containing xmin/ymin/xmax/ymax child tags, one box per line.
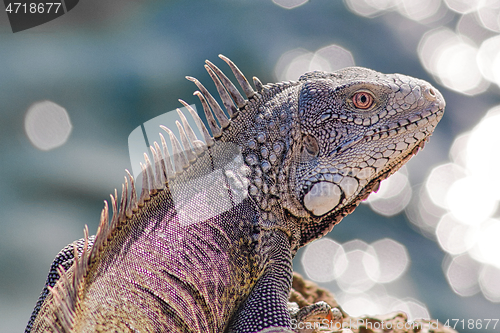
<box><xmin>1</xmin><ymin>0</ymin><xmax>500</xmax><ymax>331</ymax></box>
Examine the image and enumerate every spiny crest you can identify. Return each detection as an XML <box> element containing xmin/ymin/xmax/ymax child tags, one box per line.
<box><xmin>44</xmin><ymin>227</ymin><xmax>90</xmax><ymax>332</ymax></box>
<box><xmin>44</xmin><ymin>55</ymin><xmax>262</xmax><ymax>329</ymax></box>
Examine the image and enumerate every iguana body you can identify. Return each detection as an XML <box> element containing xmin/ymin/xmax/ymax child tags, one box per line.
<box><xmin>26</xmin><ymin>55</ymin><xmax>445</xmax><ymax>332</ymax></box>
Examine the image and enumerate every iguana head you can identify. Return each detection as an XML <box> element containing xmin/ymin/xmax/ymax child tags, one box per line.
<box><xmin>141</xmin><ymin>58</ymin><xmax>444</xmax><ymax>248</ymax></box>
<box><xmin>278</xmin><ymin>67</ymin><xmax>444</xmax><ymax>242</ymax></box>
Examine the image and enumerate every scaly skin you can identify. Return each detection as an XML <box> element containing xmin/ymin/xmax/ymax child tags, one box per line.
<box><xmin>27</xmin><ymin>56</ymin><xmax>444</xmax><ymax>333</ymax></box>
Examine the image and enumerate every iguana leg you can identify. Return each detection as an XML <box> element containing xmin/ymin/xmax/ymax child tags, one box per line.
<box><xmin>25</xmin><ymin>236</ymin><xmax>95</xmax><ymax>333</ymax></box>
<box><xmin>228</xmin><ymin>231</ymin><xmax>293</xmax><ymax>333</ymax></box>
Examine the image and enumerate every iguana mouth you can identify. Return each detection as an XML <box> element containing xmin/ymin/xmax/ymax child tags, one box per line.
<box><xmin>303</xmin><ymin>139</ymin><xmax>427</xmax><ymax>217</ymax></box>
<box><xmin>364</xmin><ymin>105</ymin><xmax>444</xmax><ymax>143</ymax></box>
<box><xmin>366</xmin><ymin>83</ymin><xmax>445</xmax><ymax>140</ymax></box>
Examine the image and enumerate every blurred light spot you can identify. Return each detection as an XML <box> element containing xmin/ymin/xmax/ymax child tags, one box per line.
<box><xmin>418</xmin><ymin>28</ymin><xmax>488</xmax><ymax>95</ymax></box>
<box><xmin>274</xmin><ymin>48</ymin><xmax>310</xmax><ymax>82</ymax></box>
<box><xmin>338</xmin><ymin>283</ymin><xmax>431</xmax><ymax>320</ymax></box>
<box><xmin>477</xmin><ymin>0</ymin><xmax>500</xmax><ymax>32</ymax></box>
<box><xmin>407</xmin><ymin>185</ymin><xmax>446</xmax><ymax>237</ymax></box>
<box><xmin>424</xmin><ymin>108</ymin><xmax>500</xmax><ymax>226</ymax></box>
<box><xmin>301</xmin><ymin>238</ymin><xmax>347</xmax><ymax>282</ymax></box>
<box><xmin>418</xmin><ymin>28</ymin><xmax>455</xmax><ymax>73</ymax></box>
<box><xmin>272</xmin><ymin>0</ymin><xmax>308</xmax><ymax>9</ymax></box>
<box><xmin>465</xmin><ymin>107</ymin><xmax>500</xmax><ymax>199</ymax></box>
<box><xmin>343</xmin><ymin>239</ymin><xmax>370</xmax><ymax>252</ymax></box>
<box><xmin>456</xmin><ymin>13</ymin><xmax>493</xmax><ymax>44</ymax></box>
<box><xmin>435</xmin><ymin>213</ymin><xmax>478</xmax><ymax>254</ymax></box>
<box><xmin>314</xmin><ymin>45</ymin><xmax>355</xmax><ymax>71</ymax></box>
<box><xmin>337</xmin><ymin>241</ymin><xmax>376</xmax><ymax>293</ymax></box>
<box><xmin>366</xmin><ymin>166</ymin><xmax>408</xmax><ymax>199</ymax></box>
<box><xmin>390</xmin><ymin>298</ymin><xmax>430</xmax><ymax>321</ymax></box>
<box><xmin>443</xmin><ymin>0</ymin><xmax>481</xmax><ymax>14</ymax></box>
<box><xmin>339</xmin><ymin>294</ymin><xmax>379</xmax><ymax>317</ymax></box>
<box><xmin>345</xmin><ymin>0</ymin><xmax>445</xmax><ymax>22</ymax></box>
<box><xmin>376</xmin><ymin>294</ymin><xmax>400</xmax><ymax>312</ymax></box>
<box><xmin>365</xmin><ymin>166</ymin><xmax>412</xmax><ymax>216</ymax></box>
<box><xmin>435</xmin><ymin>40</ymin><xmax>486</xmax><ymax>94</ymax></box>
<box><xmin>445</xmin><ymin>254</ymin><xmax>481</xmax><ymax>296</ymax></box>
<box><xmin>448</xmin><ymin>132</ymin><xmax>469</xmax><ymax>167</ymax></box>
<box><xmin>364</xmin><ymin>239</ymin><xmax>409</xmax><ymax>283</ymax></box>
<box><xmin>284</xmin><ymin>51</ymin><xmax>318</xmax><ymax>82</ymax></box>
<box><xmin>422</xmin><ymin>103</ymin><xmax>500</xmax><ymax>303</ymax></box>
<box><xmin>477</xmin><ymin>35</ymin><xmax>500</xmax><ymax>87</ymax></box>
<box><xmin>397</xmin><ymin>0</ymin><xmax>442</xmax><ymax>22</ymax></box>
<box><xmin>425</xmin><ymin>162</ymin><xmax>466</xmax><ymax>209</ymax></box>
<box><xmin>274</xmin><ymin>45</ymin><xmax>354</xmax><ymax>82</ymax></box>
<box><xmin>479</xmin><ymin>265</ymin><xmax>500</xmax><ymax>302</ymax></box>
<box><xmin>343</xmin><ymin>0</ymin><xmax>396</xmax><ymax>18</ymax></box>
<box><xmin>25</xmin><ymin>100</ymin><xmax>72</xmax><ymax>151</ymax></box>
<box><xmin>446</xmin><ymin>176</ymin><xmax>498</xmax><ymax>225</ymax></box>
<box><xmin>472</xmin><ymin>219</ymin><xmax>500</xmax><ymax>268</ymax></box>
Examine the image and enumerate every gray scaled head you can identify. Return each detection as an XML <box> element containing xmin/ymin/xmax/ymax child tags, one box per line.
<box><xmin>282</xmin><ymin>67</ymin><xmax>445</xmax><ymax>218</ymax></box>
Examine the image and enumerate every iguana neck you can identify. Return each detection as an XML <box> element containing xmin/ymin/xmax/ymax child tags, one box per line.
<box><xmin>216</xmin><ymin>81</ymin><xmax>303</xmax><ymax>240</ymax></box>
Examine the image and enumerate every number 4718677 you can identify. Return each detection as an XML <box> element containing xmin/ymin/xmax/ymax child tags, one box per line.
<box><xmin>5</xmin><ymin>2</ymin><xmax>62</xmax><ymax>14</ymax></box>
<box><xmin>444</xmin><ymin>319</ymin><xmax>499</xmax><ymax>330</ymax></box>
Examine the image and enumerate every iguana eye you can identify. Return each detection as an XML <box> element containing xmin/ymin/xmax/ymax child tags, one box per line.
<box><xmin>352</xmin><ymin>91</ymin><xmax>374</xmax><ymax>109</ymax></box>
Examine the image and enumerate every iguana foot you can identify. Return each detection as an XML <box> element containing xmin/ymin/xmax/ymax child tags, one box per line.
<box><xmin>288</xmin><ymin>301</ymin><xmax>343</xmax><ymax>332</ymax></box>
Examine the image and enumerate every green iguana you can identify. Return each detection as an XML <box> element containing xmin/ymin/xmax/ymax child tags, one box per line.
<box><xmin>26</xmin><ymin>55</ymin><xmax>445</xmax><ymax>332</ymax></box>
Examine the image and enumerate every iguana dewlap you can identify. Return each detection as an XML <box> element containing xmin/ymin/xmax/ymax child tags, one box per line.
<box><xmin>26</xmin><ymin>55</ymin><xmax>445</xmax><ymax>333</ymax></box>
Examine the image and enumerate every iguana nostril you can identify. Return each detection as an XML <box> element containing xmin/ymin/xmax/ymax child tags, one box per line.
<box><xmin>424</xmin><ymin>86</ymin><xmax>437</xmax><ymax>101</ymax></box>
<box><xmin>423</xmin><ymin>85</ymin><xmax>446</xmax><ymax>109</ymax></box>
